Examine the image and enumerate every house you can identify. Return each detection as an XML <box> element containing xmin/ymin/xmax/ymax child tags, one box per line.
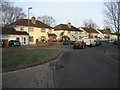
<box><xmin>110</xmin><ymin>33</ymin><xmax>118</xmax><ymax>40</ymax></box>
<box><xmin>54</xmin><ymin>22</ymin><xmax>82</xmax><ymax>41</ymax></box>
<box><xmin>96</xmin><ymin>29</ymin><xmax>112</xmax><ymax>41</ymax></box>
<box><xmin>2</xmin><ymin>27</ymin><xmax>29</xmax><ymax>46</ymax></box>
<box><xmin>9</xmin><ymin>16</ymin><xmax>56</xmax><ymax>44</ymax></box>
<box><xmin>79</xmin><ymin>27</ymin><xmax>99</xmax><ymax>39</ymax></box>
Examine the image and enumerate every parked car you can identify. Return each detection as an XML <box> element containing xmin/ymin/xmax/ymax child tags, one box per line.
<box><xmin>94</xmin><ymin>38</ymin><xmax>101</xmax><ymax>46</ymax></box>
<box><xmin>73</xmin><ymin>41</ymin><xmax>87</xmax><ymax>49</ymax></box>
<box><xmin>82</xmin><ymin>38</ymin><xmax>96</xmax><ymax>46</ymax></box>
<box><xmin>8</xmin><ymin>40</ymin><xmax>21</xmax><ymax>47</ymax></box>
<box><xmin>113</xmin><ymin>40</ymin><xmax>120</xmax><ymax>45</ymax></box>
<box><xmin>62</xmin><ymin>40</ymin><xmax>75</xmax><ymax>45</ymax></box>
<box><xmin>62</xmin><ymin>40</ymin><xmax>70</xmax><ymax>45</ymax></box>
<box><xmin>69</xmin><ymin>40</ymin><xmax>76</xmax><ymax>45</ymax></box>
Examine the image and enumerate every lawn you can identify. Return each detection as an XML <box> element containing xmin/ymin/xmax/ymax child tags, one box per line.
<box><xmin>2</xmin><ymin>48</ymin><xmax>61</xmax><ymax>72</ymax></box>
<box><xmin>104</xmin><ymin>45</ymin><xmax>118</xmax><ymax>60</ymax></box>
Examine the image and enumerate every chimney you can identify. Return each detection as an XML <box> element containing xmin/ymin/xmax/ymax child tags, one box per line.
<box><xmin>31</xmin><ymin>16</ymin><xmax>36</xmax><ymax>24</ymax></box>
<box><xmin>67</xmin><ymin>22</ymin><xmax>71</xmax><ymax>28</ymax></box>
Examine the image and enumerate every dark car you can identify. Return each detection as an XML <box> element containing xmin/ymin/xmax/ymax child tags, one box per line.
<box><xmin>63</xmin><ymin>40</ymin><xmax>76</xmax><ymax>45</ymax></box>
<box><xmin>8</xmin><ymin>40</ymin><xmax>21</xmax><ymax>47</ymax></box>
<box><xmin>113</xmin><ymin>40</ymin><xmax>120</xmax><ymax>45</ymax></box>
<box><xmin>62</xmin><ymin>40</ymin><xmax>70</xmax><ymax>45</ymax></box>
<box><xmin>73</xmin><ymin>41</ymin><xmax>87</xmax><ymax>49</ymax></box>
<box><xmin>69</xmin><ymin>40</ymin><xmax>76</xmax><ymax>45</ymax></box>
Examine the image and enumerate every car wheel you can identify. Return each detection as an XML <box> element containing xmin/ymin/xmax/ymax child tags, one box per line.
<box><xmin>90</xmin><ymin>44</ymin><xmax>92</xmax><ymax>47</ymax></box>
<box><xmin>82</xmin><ymin>46</ymin><xmax>85</xmax><ymax>49</ymax></box>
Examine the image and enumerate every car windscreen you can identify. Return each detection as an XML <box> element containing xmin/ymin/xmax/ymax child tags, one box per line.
<box><xmin>74</xmin><ymin>42</ymin><xmax>81</xmax><ymax>44</ymax></box>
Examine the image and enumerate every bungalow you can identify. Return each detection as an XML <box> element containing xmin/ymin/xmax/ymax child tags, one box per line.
<box><xmin>9</xmin><ymin>16</ymin><xmax>56</xmax><ymax>44</ymax></box>
<box><xmin>54</xmin><ymin>22</ymin><xmax>82</xmax><ymax>41</ymax></box>
<box><xmin>2</xmin><ymin>27</ymin><xmax>29</xmax><ymax>46</ymax></box>
<box><xmin>79</xmin><ymin>27</ymin><xmax>99</xmax><ymax>39</ymax></box>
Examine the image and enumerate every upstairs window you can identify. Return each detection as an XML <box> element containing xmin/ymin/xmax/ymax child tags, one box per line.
<box><xmin>20</xmin><ymin>27</ymin><xmax>24</xmax><ymax>31</ymax></box>
<box><xmin>29</xmin><ymin>27</ymin><xmax>34</xmax><ymax>32</ymax></box>
<box><xmin>41</xmin><ymin>28</ymin><xmax>45</xmax><ymax>33</ymax></box>
<box><xmin>49</xmin><ymin>29</ymin><xmax>52</xmax><ymax>33</ymax></box>
<box><xmin>68</xmin><ymin>31</ymin><xmax>71</xmax><ymax>34</ymax></box>
<box><xmin>75</xmin><ymin>31</ymin><xmax>78</xmax><ymax>34</ymax></box>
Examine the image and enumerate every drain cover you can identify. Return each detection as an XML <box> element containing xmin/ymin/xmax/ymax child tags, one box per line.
<box><xmin>55</xmin><ymin>64</ymin><xmax>64</xmax><ymax>70</ymax></box>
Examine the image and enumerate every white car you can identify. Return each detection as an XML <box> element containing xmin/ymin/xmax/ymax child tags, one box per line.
<box><xmin>82</xmin><ymin>38</ymin><xmax>96</xmax><ymax>46</ymax></box>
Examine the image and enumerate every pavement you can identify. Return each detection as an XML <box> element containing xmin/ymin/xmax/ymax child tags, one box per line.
<box><xmin>2</xmin><ymin>61</ymin><xmax>50</xmax><ymax>88</ymax></box>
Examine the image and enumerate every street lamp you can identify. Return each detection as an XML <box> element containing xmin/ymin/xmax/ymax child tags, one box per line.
<box><xmin>28</xmin><ymin>7</ymin><xmax>32</xmax><ymax>45</ymax></box>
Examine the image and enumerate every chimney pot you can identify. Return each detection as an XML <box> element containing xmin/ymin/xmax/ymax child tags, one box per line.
<box><xmin>67</xmin><ymin>22</ymin><xmax>71</xmax><ymax>28</ymax></box>
<box><xmin>31</xmin><ymin>16</ymin><xmax>36</xmax><ymax>24</ymax></box>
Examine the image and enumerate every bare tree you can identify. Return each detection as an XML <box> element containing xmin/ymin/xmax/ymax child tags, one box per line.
<box><xmin>83</xmin><ymin>19</ymin><xmax>99</xmax><ymax>29</ymax></box>
<box><xmin>104</xmin><ymin>1</ymin><xmax>120</xmax><ymax>40</ymax></box>
<box><xmin>37</xmin><ymin>15</ymin><xmax>55</xmax><ymax>26</ymax></box>
<box><xmin>1</xmin><ymin>0</ymin><xmax>26</xmax><ymax>26</ymax></box>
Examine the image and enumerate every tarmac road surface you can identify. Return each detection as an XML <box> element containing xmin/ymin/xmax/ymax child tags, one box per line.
<box><xmin>54</xmin><ymin>45</ymin><xmax>118</xmax><ymax>88</ymax></box>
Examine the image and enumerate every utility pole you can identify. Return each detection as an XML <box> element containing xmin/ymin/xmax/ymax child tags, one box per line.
<box><xmin>28</xmin><ymin>7</ymin><xmax>32</xmax><ymax>45</ymax></box>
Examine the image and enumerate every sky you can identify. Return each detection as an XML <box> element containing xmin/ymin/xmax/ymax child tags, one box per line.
<box><xmin>10</xmin><ymin>0</ymin><xmax>107</xmax><ymax>29</ymax></box>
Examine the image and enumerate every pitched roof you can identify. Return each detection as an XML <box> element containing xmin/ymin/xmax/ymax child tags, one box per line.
<box><xmin>2</xmin><ymin>27</ymin><xmax>29</xmax><ymax>35</ymax></box>
<box><xmin>98</xmin><ymin>29</ymin><xmax>111</xmax><ymax>34</ymax></box>
<box><xmin>97</xmin><ymin>29</ymin><xmax>107</xmax><ymax>34</ymax></box>
<box><xmin>9</xmin><ymin>19</ymin><xmax>52</xmax><ymax>28</ymax></box>
<box><xmin>54</xmin><ymin>24</ymin><xmax>81</xmax><ymax>32</ymax></box>
<box><xmin>81</xmin><ymin>27</ymin><xmax>99</xmax><ymax>33</ymax></box>
<box><xmin>110</xmin><ymin>32</ymin><xmax>119</xmax><ymax>35</ymax></box>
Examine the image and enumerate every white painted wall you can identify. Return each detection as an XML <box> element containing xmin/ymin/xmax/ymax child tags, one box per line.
<box><xmin>14</xmin><ymin>25</ymin><xmax>53</xmax><ymax>44</ymax></box>
<box><xmin>2</xmin><ymin>34</ymin><xmax>29</xmax><ymax>45</ymax></box>
<box><xmin>54</xmin><ymin>30</ymin><xmax>81</xmax><ymax>41</ymax></box>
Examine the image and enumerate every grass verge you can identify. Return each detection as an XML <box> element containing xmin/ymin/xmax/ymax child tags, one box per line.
<box><xmin>104</xmin><ymin>45</ymin><xmax>118</xmax><ymax>60</ymax></box>
<box><xmin>2</xmin><ymin>48</ymin><xmax>61</xmax><ymax>72</ymax></box>
<box><xmin>106</xmin><ymin>46</ymin><xmax>118</xmax><ymax>60</ymax></box>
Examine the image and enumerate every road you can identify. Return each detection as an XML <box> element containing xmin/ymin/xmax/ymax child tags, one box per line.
<box><xmin>54</xmin><ymin>44</ymin><xmax>118</xmax><ymax>88</ymax></box>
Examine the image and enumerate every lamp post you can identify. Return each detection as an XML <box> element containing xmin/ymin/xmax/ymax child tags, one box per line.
<box><xmin>28</xmin><ymin>7</ymin><xmax>32</xmax><ymax>45</ymax></box>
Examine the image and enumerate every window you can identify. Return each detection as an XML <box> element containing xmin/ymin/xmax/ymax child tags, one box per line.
<box><xmin>75</xmin><ymin>31</ymin><xmax>78</xmax><ymax>34</ymax></box>
<box><xmin>68</xmin><ymin>31</ymin><xmax>70</xmax><ymax>34</ymax></box>
<box><xmin>41</xmin><ymin>36</ymin><xmax>46</xmax><ymax>42</ymax></box>
<box><xmin>29</xmin><ymin>36</ymin><xmax>33</xmax><ymax>42</ymax></box>
<box><xmin>29</xmin><ymin>27</ymin><xmax>34</xmax><ymax>32</ymax></box>
<box><xmin>49</xmin><ymin>29</ymin><xmax>52</xmax><ymax>33</ymax></box>
<box><xmin>20</xmin><ymin>27</ymin><xmax>24</xmax><ymax>31</ymax></box>
<box><xmin>41</xmin><ymin>28</ymin><xmax>45</xmax><ymax>32</ymax></box>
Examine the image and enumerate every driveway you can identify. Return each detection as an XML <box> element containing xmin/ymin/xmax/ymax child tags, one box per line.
<box><xmin>54</xmin><ymin>44</ymin><xmax>118</xmax><ymax>88</ymax></box>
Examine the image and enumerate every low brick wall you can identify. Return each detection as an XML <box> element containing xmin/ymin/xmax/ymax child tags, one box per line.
<box><xmin>36</xmin><ymin>42</ymin><xmax>62</xmax><ymax>46</ymax></box>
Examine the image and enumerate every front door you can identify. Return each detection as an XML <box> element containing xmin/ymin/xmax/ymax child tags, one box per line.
<box><xmin>22</xmin><ymin>37</ymin><xmax>26</xmax><ymax>45</ymax></box>
<box><xmin>16</xmin><ymin>37</ymin><xmax>20</xmax><ymax>41</ymax></box>
<box><xmin>23</xmin><ymin>37</ymin><xmax>26</xmax><ymax>44</ymax></box>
